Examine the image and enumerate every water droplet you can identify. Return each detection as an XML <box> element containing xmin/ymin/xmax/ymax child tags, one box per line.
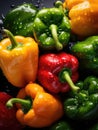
<box><xmin>0</xmin><ymin>19</ymin><xmax>3</xmax><ymax>27</ymax></box>
<box><xmin>10</xmin><ymin>4</ymin><xmax>15</xmax><ymax>8</ymax></box>
<box><xmin>1</xmin><ymin>14</ymin><xmax>5</xmax><ymax>20</ymax></box>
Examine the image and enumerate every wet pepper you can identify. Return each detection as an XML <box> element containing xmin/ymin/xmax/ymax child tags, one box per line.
<box><xmin>4</xmin><ymin>3</ymin><xmax>38</xmax><ymax>37</ymax></box>
<box><xmin>0</xmin><ymin>29</ymin><xmax>39</xmax><ymax>87</ymax></box>
<box><xmin>37</xmin><ymin>52</ymin><xmax>79</xmax><ymax>94</ymax></box>
<box><xmin>64</xmin><ymin>76</ymin><xmax>98</xmax><ymax>120</ymax></box>
<box><xmin>33</xmin><ymin>1</ymin><xmax>71</xmax><ymax>51</ymax></box>
<box><xmin>71</xmin><ymin>36</ymin><xmax>98</xmax><ymax>74</ymax></box>
<box><xmin>6</xmin><ymin>83</ymin><xmax>63</xmax><ymax>128</ymax></box>
<box><xmin>63</xmin><ymin>0</ymin><xmax>98</xmax><ymax>37</ymax></box>
<box><xmin>48</xmin><ymin>120</ymin><xmax>72</xmax><ymax>130</ymax></box>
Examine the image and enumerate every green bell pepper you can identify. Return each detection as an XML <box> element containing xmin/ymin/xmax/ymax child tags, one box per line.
<box><xmin>33</xmin><ymin>1</ymin><xmax>71</xmax><ymax>51</ymax></box>
<box><xmin>64</xmin><ymin>76</ymin><xmax>98</xmax><ymax>120</ymax></box>
<box><xmin>4</xmin><ymin>3</ymin><xmax>38</xmax><ymax>37</ymax></box>
<box><xmin>48</xmin><ymin>120</ymin><xmax>72</xmax><ymax>130</ymax></box>
<box><xmin>71</xmin><ymin>36</ymin><xmax>98</xmax><ymax>74</ymax></box>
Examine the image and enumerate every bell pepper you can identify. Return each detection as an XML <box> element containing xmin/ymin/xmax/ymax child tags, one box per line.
<box><xmin>64</xmin><ymin>0</ymin><xmax>98</xmax><ymax>37</ymax></box>
<box><xmin>48</xmin><ymin>120</ymin><xmax>72</xmax><ymax>130</ymax></box>
<box><xmin>6</xmin><ymin>83</ymin><xmax>63</xmax><ymax>128</ymax></box>
<box><xmin>0</xmin><ymin>92</ymin><xmax>22</xmax><ymax>130</ymax></box>
<box><xmin>71</xmin><ymin>36</ymin><xmax>98</xmax><ymax>74</ymax></box>
<box><xmin>0</xmin><ymin>29</ymin><xmax>39</xmax><ymax>87</ymax></box>
<box><xmin>37</xmin><ymin>52</ymin><xmax>79</xmax><ymax>94</ymax></box>
<box><xmin>63</xmin><ymin>0</ymin><xmax>85</xmax><ymax>10</ymax></box>
<box><xmin>4</xmin><ymin>3</ymin><xmax>38</xmax><ymax>37</ymax></box>
<box><xmin>33</xmin><ymin>1</ymin><xmax>71</xmax><ymax>51</ymax></box>
<box><xmin>64</xmin><ymin>76</ymin><xmax>98</xmax><ymax>120</ymax></box>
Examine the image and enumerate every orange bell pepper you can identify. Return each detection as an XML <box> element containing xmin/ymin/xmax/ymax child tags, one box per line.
<box><xmin>6</xmin><ymin>83</ymin><xmax>63</xmax><ymax>128</ymax></box>
<box><xmin>63</xmin><ymin>0</ymin><xmax>85</xmax><ymax>10</ymax></box>
<box><xmin>0</xmin><ymin>29</ymin><xmax>39</xmax><ymax>87</ymax></box>
<box><xmin>64</xmin><ymin>0</ymin><xmax>98</xmax><ymax>37</ymax></box>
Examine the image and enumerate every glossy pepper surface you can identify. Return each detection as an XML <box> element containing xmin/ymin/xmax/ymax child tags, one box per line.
<box><xmin>37</xmin><ymin>52</ymin><xmax>79</xmax><ymax>94</ymax></box>
<box><xmin>6</xmin><ymin>83</ymin><xmax>63</xmax><ymax>128</ymax></box>
<box><xmin>4</xmin><ymin>3</ymin><xmax>38</xmax><ymax>37</ymax></box>
<box><xmin>64</xmin><ymin>76</ymin><xmax>98</xmax><ymax>120</ymax></box>
<box><xmin>71</xmin><ymin>36</ymin><xmax>98</xmax><ymax>74</ymax></box>
<box><xmin>63</xmin><ymin>0</ymin><xmax>98</xmax><ymax>37</ymax></box>
<box><xmin>0</xmin><ymin>92</ymin><xmax>22</xmax><ymax>130</ymax></box>
<box><xmin>48</xmin><ymin>120</ymin><xmax>72</xmax><ymax>130</ymax></box>
<box><xmin>0</xmin><ymin>29</ymin><xmax>39</xmax><ymax>87</ymax></box>
<box><xmin>33</xmin><ymin>1</ymin><xmax>71</xmax><ymax>51</ymax></box>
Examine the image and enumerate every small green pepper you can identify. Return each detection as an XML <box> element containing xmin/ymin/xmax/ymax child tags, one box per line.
<box><xmin>4</xmin><ymin>3</ymin><xmax>38</xmax><ymax>37</ymax></box>
<box><xmin>71</xmin><ymin>36</ymin><xmax>98</xmax><ymax>74</ymax></box>
<box><xmin>33</xmin><ymin>1</ymin><xmax>71</xmax><ymax>51</ymax></box>
<box><xmin>64</xmin><ymin>76</ymin><xmax>98</xmax><ymax>120</ymax></box>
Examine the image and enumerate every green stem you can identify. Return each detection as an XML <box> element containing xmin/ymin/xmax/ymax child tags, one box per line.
<box><xmin>59</xmin><ymin>68</ymin><xmax>79</xmax><ymax>92</ymax></box>
<box><xmin>55</xmin><ymin>1</ymin><xmax>65</xmax><ymax>14</ymax></box>
<box><xmin>50</xmin><ymin>24</ymin><xmax>63</xmax><ymax>51</ymax></box>
<box><xmin>63</xmin><ymin>71</ymin><xmax>79</xmax><ymax>92</ymax></box>
<box><xmin>6</xmin><ymin>97</ymin><xmax>32</xmax><ymax>113</ymax></box>
<box><xmin>4</xmin><ymin>29</ymin><xmax>19</xmax><ymax>49</ymax></box>
<box><xmin>55</xmin><ymin>1</ymin><xmax>63</xmax><ymax>9</ymax></box>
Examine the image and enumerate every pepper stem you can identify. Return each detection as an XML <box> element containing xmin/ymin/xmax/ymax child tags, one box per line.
<box><xmin>6</xmin><ymin>97</ymin><xmax>32</xmax><ymax>113</ymax></box>
<box><xmin>3</xmin><ymin>29</ymin><xmax>19</xmax><ymax>49</ymax></box>
<box><xmin>59</xmin><ymin>68</ymin><xmax>79</xmax><ymax>92</ymax></box>
<box><xmin>64</xmin><ymin>71</ymin><xmax>79</xmax><ymax>92</ymax></box>
<box><xmin>50</xmin><ymin>24</ymin><xmax>63</xmax><ymax>51</ymax></box>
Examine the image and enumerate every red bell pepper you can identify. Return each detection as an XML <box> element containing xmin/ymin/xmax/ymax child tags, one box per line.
<box><xmin>0</xmin><ymin>92</ymin><xmax>22</xmax><ymax>130</ymax></box>
<box><xmin>37</xmin><ymin>52</ymin><xmax>79</xmax><ymax>93</ymax></box>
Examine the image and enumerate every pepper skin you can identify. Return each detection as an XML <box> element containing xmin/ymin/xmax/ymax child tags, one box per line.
<box><xmin>63</xmin><ymin>0</ymin><xmax>98</xmax><ymax>37</ymax></box>
<box><xmin>37</xmin><ymin>52</ymin><xmax>79</xmax><ymax>94</ymax></box>
<box><xmin>0</xmin><ymin>92</ymin><xmax>22</xmax><ymax>130</ymax></box>
<box><xmin>4</xmin><ymin>3</ymin><xmax>38</xmax><ymax>37</ymax></box>
<box><xmin>63</xmin><ymin>0</ymin><xmax>85</xmax><ymax>10</ymax></box>
<box><xmin>33</xmin><ymin>1</ymin><xmax>71</xmax><ymax>51</ymax></box>
<box><xmin>71</xmin><ymin>36</ymin><xmax>98</xmax><ymax>74</ymax></box>
<box><xmin>48</xmin><ymin>120</ymin><xmax>72</xmax><ymax>130</ymax></box>
<box><xmin>64</xmin><ymin>76</ymin><xmax>98</xmax><ymax>120</ymax></box>
<box><xmin>0</xmin><ymin>29</ymin><xmax>39</xmax><ymax>87</ymax></box>
<box><xmin>6</xmin><ymin>83</ymin><xmax>63</xmax><ymax>128</ymax></box>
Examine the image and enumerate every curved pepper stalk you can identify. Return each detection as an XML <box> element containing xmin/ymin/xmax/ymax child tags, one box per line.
<box><xmin>49</xmin><ymin>24</ymin><xmax>63</xmax><ymax>51</ymax></box>
<box><xmin>6</xmin><ymin>83</ymin><xmax>63</xmax><ymax>128</ymax></box>
<box><xmin>37</xmin><ymin>52</ymin><xmax>79</xmax><ymax>93</ymax></box>
<box><xmin>33</xmin><ymin>1</ymin><xmax>71</xmax><ymax>51</ymax></box>
<box><xmin>3</xmin><ymin>29</ymin><xmax>22</xmax><ymax>50</ymax></box>
<box><xmin>0</xmin><ymin>29</ymin><xmax>39</xmax><ymax>87</ymax></box>
<box><xmin>6</xmin><ymin>97</ymin><xmax>32</xmax><ymax>114</ymax></box>
<box><xmin>59</xmin><ymin>68</ymin><xmax>79</xmax><ymax>92</ymax></box>
<box><xmin>64</xmin><ymin>76</ymin><xmax>98</xmax><ymax>120</ymax></box>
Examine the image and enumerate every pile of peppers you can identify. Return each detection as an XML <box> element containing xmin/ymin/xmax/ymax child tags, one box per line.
<box><xmin>0</xmin><ymin>0</ymin><xmax>98</xmax><ymax>130</ymax></box>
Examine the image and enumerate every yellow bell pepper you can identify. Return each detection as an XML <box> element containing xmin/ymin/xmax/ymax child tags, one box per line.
<box><xmin>0</xmin><ymin>29</ymin><xmax>39</xmax><ymax>87</ymax></box>
<box><xmin>64</xmin><ymin>0</ymin><xmax>98</xmax><ymax>37</ymax></box>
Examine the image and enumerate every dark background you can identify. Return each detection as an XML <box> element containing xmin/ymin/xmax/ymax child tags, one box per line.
<box><xmin>0</xmin><ymin>0</ymin><xmax>64</xmax><ymax>18</ymax></box>
<box><xmin>0</xmin><ymin>0</ymin><xmax>95</xmax><ymax>130</ymax></box>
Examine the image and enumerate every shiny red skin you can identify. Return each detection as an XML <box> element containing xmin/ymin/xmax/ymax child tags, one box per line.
<box><xmin>37</xmin><ymin>52</ymin><xmax>79</xmax><ymax>93</ymax></box>
<box><xmin>0</xmin><ymin>92</ymin><xmax>22</xmax><ymax>130</ymax></box>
